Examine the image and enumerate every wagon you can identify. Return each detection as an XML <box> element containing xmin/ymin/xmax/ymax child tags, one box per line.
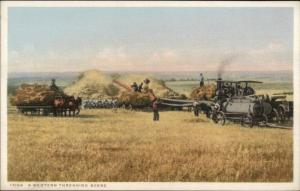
<box><xmin>17</xmin><ymin>105</ymin><xmax>54</xmax><ymax>116</ymax></box>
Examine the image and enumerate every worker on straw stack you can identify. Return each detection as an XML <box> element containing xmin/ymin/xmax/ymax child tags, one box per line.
<box><xmin>131</xmin><ymin>82</ymin><xmax>139</xmax><ymax>92</ymax></box>
<box><xmin>50</xmin><ymin>79</ymin><xmax>60</xmax><ymax>92</ymax></box>
<box><xmin>199</xmin><ymin>73</ymin><xmax>204</xmax><ymax>87</ymax></box>
<box><xmin>50</xmin><ymin>79</ymin><xmax>64</xmax><ymax>96</ymax></box>
<box><xmin>138</xmin><ymin>82</ymin><xmax>143</xmax><ymax>92</ymax></box>
<box><xmin>142</xmin><ymin>78</ymin><xmax>150</xmax><ymax>93</ymax></box>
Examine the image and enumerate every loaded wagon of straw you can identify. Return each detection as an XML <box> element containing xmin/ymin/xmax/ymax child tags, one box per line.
<box><xmin>10</xmin><ymin>83</ymin><xmax>64</xmax><ymax>115</ymax></box>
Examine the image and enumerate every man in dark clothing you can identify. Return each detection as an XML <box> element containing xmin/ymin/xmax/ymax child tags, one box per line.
<box><xmin>50</xmin><ymin>79</ymin><xmax>62</xmax><ymax>93</ymax></box>
<box><xmin>200</xmin><ymin>73</ymin><xmax>204</xmax><ymax>87</ymax></box>
<box><xmin>131</xmin><ymin>82</ymin><xmax>139</xmax><ymax>92</ymax></box>
<box><xmin>266</xmin><ymin>94</ymin><xmax>271</xmax><ymax>103</ymax></box>
<box><xmin>138</xmin><ymin>82</ymin><xmax>143</xmax><ymax>92</ymax></box>
<box><xmin>152</xmin><ymin>99</ymin><xmax>159</xmax><ymax>121</ymax></box>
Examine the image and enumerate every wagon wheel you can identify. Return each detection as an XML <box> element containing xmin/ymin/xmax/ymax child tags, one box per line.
<box><xmin>270</xmin><ymin>108</ymin><xmax>280</xmax><ymax>123</ymax></box>
<box><xmin>213</xmin><ymin>111</ymin><xmax>226</xmax><ymax>126</ymax></box>
<box><xmin>127</xmin><ymin>104</ymin><xmax>133</xmax><ymax>110</ymax></box>
<box><xmin>42</xmin><ymin>109</ymin><xmax>49</xmax><ymax>116</ymax></box>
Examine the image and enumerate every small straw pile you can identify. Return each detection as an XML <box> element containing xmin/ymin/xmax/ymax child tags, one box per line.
<box><xmin>118</xmin><ymin>91</ymin><xmax>151</xmax><ymax>107</ymax></box>
<box><xmin>190</xmin><ymin>84</ymin><xmax>216</xmax><ymax>100</ymax></box>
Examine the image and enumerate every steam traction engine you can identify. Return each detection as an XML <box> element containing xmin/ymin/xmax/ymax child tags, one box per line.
<box><xmin>209</xmin><ymin>80</ymin><xmax>277</xmax><ymax>127</ymax></box>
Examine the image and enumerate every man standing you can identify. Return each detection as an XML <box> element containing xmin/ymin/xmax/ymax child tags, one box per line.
<box><xmin>200</xmin><ymin>73</ymin><xmax>204</xmax><ymax>87</ymax></box>
<box><xmin>152</xmin><ymin>98</ymin><xmax>159</xmax><ymax>121</ymax></box>
<box><xmin>142</xmin><ymin>78</ymin><xmax>159</xmax><ymax>121</ymax></box>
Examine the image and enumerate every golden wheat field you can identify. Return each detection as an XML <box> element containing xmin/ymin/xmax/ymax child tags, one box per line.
<box><xmin>8</xmin><ymin>107</ymin><xmax>292</xmax><ymax>182</ymax></box>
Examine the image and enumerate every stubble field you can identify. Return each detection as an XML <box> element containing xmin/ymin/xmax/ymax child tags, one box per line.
<box><xmin>8</xmin><ymin>107</ymin><xmax>293</xmax><ymax>182</ymax></box>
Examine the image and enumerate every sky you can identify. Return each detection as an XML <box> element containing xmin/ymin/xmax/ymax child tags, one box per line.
<box><xmin>8</xmin><ymin>7</ymin><xmax>294</xmax><ymax>73</ymax></box>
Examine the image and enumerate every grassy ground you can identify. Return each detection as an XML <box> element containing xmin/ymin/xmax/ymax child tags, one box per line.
<box><xmin>8</xmin><ymin>108</ymin><xmax>292</xmax><ymax>182</ymax></box>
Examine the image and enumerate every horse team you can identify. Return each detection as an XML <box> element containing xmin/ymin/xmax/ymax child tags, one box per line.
<box><xmin>53</xmin><ymin>96</ymin><xmax>82</xmax><ymax>117</ymax></box>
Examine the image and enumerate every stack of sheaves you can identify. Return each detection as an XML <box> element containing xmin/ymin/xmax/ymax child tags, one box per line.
<box><xmin>190</xmin><ymin>84</ymin><xmax>216</xmax><ymax>100</ymax></box>
<box><xmin>10</xmin><ymin>84</ymin><xmax>57</xmax><ymax>106</ymax></box>
<box><xmin>118</xmin><ymin>91</ymin><xmax>151</xmax><ymax>107</ymax></box>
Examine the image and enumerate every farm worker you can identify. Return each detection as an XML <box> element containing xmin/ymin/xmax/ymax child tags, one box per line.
<box><xmin>152</xmin><ymin>98</ymin><xmax>159</xmax><ymax>121</ymax></box>
<box><xmin>237</xmin><ymin>85</ymin><xmax>243</xmax><ymax>96</ymax></box>
<box><xmin>143</xmin><ymin>80</ymin><xmax>159</xmax><ymax>121</ymax></box>
<box><xmin>266</xmin><ymin>94</ymin><xmax>271</xmax><ymax>103</ymax></box>
<box><xmin>50</xmin><ymin>78</ymin><xmax>65</xmax><ymax>96</ymax></box>
<box><xmin>142</xmin><ymin>78</ymin><xmax>150</xmax><ymax>93</ymax></box>
<box><xmin>138</xmin><ymin>82</ymin><xmax>143</xmax><ymax>92</ymax></box>
<box><xmin>131</xmin><ymin>82</ymin><xmax>139</xmax><ymax>92</ymax></box>
<box><xmin>200</xmin><ymin>73</ymin><xmax>204</xmax><ymax>87</ymax></box>
<box><xmin>50</xmin><ymin>79</ymin><xmax>60</xmax><ymax>91</ymax></box>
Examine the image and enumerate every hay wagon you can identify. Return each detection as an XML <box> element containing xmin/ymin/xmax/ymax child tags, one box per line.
<box><xmin>12</xmin><ymin>82</ymin><xmax>81</xmax><ymax>117</ymax></box>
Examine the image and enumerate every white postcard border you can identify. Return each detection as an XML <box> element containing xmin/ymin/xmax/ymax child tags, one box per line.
<box><xmin>1</xmin><ymin>1</ymin><xmax>300</xmax><ymax>190</ymax></box>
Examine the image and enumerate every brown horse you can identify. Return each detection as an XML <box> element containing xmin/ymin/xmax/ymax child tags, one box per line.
<box><xmin>64</xmin><ymin>96</ymin><xmax>82</xmax><ymax>116</ymax></box>
<box><xmin>53</xmin><ymin>97</ymin><xmax>64</xmax><ymax>116</ymax></box>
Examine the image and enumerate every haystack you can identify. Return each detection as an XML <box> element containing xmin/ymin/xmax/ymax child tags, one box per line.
<box><xmin>64</xmin><ymin>70</ymin><xmax>119</xmax><ymax>99</ymax></box>
<box><xmin>10</xmin><ymin>84</ymin><xmax>58</xmax><ymax>106</ymax></box>
<box><xmin>190</xmin><ymin>84</ymin><xmax>216</xmax><ymax>100</ymax></box>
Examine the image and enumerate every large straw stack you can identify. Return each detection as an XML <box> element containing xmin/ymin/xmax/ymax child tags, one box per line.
<box><xmin>64</xmin><ymin>70</ymin><xmax>119</xmax><ymax>99</ymax></box>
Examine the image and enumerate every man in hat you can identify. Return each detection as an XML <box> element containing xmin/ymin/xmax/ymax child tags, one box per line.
<box><xmin>199</xmin><ymin>73</ymin><xmax>204</xmax><ymax>87</ymax></box>
<box><xmin>50</xmin><ymin>79</ymin><xmax>60</xmax><ymax>92</ymax></box>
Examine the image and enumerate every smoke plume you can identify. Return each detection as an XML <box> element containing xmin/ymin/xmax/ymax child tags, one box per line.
<box><xmin>217</xmin><ymin>55</ymin><xmax>238</xmax><ymax>79</ymax></box>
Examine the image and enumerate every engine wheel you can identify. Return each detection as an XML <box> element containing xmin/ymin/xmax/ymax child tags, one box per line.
<box><xmin>242</xmin><ymin>114</ymin><xmax>254</xmax><ymax>128</ymax></box>
<box><xmin>259</xmin><ymin>114</ymin><xmax>268</xmax><ymax>127</ymax></box>
<box><xmin>213</xmin><ymin>111</ymin><xmax>226</xmax><ymax>126</ymax></box>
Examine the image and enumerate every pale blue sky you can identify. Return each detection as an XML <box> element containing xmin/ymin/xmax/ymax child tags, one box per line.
<box><xmin>8</xmin><ymin>7</ymin><xmax>293</xmax><ymax>72</ymax></box>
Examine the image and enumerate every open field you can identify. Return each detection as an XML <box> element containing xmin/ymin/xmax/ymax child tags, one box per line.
<box><xmin>8</xmin><ymin>108</ymin><xmax>293</xmax><ymax>182</ymax></box>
